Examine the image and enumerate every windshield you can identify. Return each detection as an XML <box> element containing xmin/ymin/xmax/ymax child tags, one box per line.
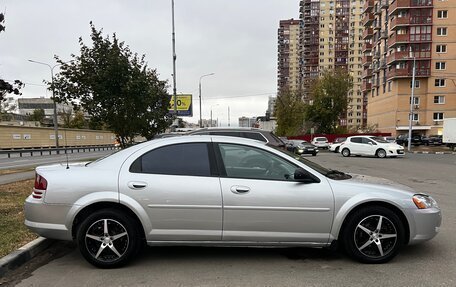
<box><xmin>370</xmin><ymin>136</ymin><xmax>389</xmax><ymax>143</ymax></box>
<box><xmin>272</xmin><ymin>146</ymin><xmax>351</xmax><ymax>180</ymax></box>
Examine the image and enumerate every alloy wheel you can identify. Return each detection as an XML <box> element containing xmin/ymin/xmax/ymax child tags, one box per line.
<box><xmin>354</xmin><ymin>215</ymin><xmax>397</xmax><ymax>259</ymax></box>
<box><xmin>85</xmin><ymin>219</ymin><xmax>129</xmax><ymax>262</ymax></box>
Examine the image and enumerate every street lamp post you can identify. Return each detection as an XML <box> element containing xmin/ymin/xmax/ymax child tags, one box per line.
<box><xmin>407</xmin><ymin>54</ymin><xmax>417</xmax><ymax>152</ymax></box>
<box><xmin>199</xmin><ymin>73</ymin><xmax>215</xmax><ymax>128</ymax></box>
<box><xmin>28</xmin><ymin>60</ymin><xmax>62</xmax><ymax>149</ymax></box>
<box><xmin>171</xmin><ymin>0</ymin><xmax>178</xmax><ymax>119</ymax></box>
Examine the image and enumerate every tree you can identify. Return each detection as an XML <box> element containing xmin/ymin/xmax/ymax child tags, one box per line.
<box><xmin>51</xmin><ymin>22</ymin><xmax>172</xmax><ymax>147</ymax></box>
<box><xmin>305</xmin><ymin>69</ymin><xmax>353</xmax><ymax>134</ymax></box>
<box><xmin>0</xmin><ymin>13</ymin><xmax>23</xmax><ymax>101</ymax></box>
<box><xmin>61</xmin><ymin>110</ymin><xmax>87</xmax><ymax>129</ymax></box>
<box><xmin>28</xmin><ymin>109</ymin><xmax>45</xmax><ymax>122</ymax></box>
<box><xmin>274</xmin><ymin>88</ymin><xmax>306</xmax><ymax>136</ymax></box>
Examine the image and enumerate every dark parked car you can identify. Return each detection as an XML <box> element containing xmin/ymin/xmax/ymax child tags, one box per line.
<box><xmin>188</xmin><ymin>128</ymin><xmax>285</xmax><ymax>148</ymax></box>
<box><xmin>396</xmin><ymin>134</ymin><xmax>427</xmax><ymax>146</ymax></box>
<box><xmin>286</xmin><ymin>140</ymin><xmax>319</xmax><ymax>156</ymax></box>
<box><xmin>425</xmin><ymin>135</ymin><xmax>443</xmax><ymax>146</ymax></box>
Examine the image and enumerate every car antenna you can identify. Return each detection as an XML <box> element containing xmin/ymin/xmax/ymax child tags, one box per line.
<box><xmin>64</xmin><ymin>129</ymin><xmax>69</xmax><ymax>169</ymax></box>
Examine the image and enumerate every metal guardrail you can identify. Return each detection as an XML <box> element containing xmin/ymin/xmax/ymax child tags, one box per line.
<box><xmin>0</xmin><ymin>145</ymin><xmax>117</xmax><ymax>158</ymax></box>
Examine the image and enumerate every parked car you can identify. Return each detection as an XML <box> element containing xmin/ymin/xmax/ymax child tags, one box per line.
<box><xmin>311</xmin><ymin>137</ymin><xmax>329</xmax><ymax>149</ymax></box>
<box><xmin>286</xmin><ymin>140</ymin><xmax>318</xmax><ymax>156</ymax></box>
<box><xmin>340</xmin><ymin>135</ymin><xmax>405</xmax><ymax>158</ymax></box>
<box><xmin>382</xmin><ymin>136</ymin><xmax>396</xmax><ymax>143</ymax></box>
<box><xmin>188</xmin><ymin>128</ymin><xmax>285</xmax><ymax>148</ymax></box>
<box><xmin>329</xmin><ymin>137</ymin><xmax>347</xmax><ymax>153</ymax></box>
<box><xmin>395</xmin><ymin>134</ymin><xmax>427</xmax><ymax>146</ymax></box>
<box><xmin>425</xmin><ymin>135</ymin><xmax>443</xmax><ymax>146</ymax></box>
<box><xmin>25</xmin><ymin>136</ymin><xmax>440</xmax><ymax>268</ymax></box>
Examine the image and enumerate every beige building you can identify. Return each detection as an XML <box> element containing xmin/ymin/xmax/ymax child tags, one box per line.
<box><xmin>300</xmin><ymin>0</ymin><xmax>366</xmax><ymax>129</ymax></box>
<box><xmin>278</xmin><ymin>19</ymin><xmax>302</xmax><ymax>93</ymax></box>
<box><xmin>363</xmin><ymin>0</ymin><xmax>456</xmax><ymax>136</ymax></box>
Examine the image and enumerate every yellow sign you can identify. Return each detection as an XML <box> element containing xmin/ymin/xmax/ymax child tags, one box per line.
<box><xmin>169</xmin><ymin>94</ymin><xmax>193</xmax><ymax>116</ymax></box>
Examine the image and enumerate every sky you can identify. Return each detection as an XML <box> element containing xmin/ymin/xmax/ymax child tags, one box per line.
<box><xmin>0</xmin><ymin>0</ymin><xmax>298</xmax><ymax>126</ymax></box>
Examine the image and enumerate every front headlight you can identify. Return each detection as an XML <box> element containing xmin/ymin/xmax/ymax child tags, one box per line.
<box><xmin>413</xmin><ymin>194</ymin><xmax>439</xmax><ymax>209</ymax></box>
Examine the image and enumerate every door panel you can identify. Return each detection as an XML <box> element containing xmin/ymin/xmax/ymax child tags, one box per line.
<box><xmin>120</xmin><ymin>174</ymin><xmax>222</xmax><ymax>240</ymax></box>
<box><xmin>220</xmin><ymin>178</ymin><xmax>333</xmax><ymax>243</ymax></box>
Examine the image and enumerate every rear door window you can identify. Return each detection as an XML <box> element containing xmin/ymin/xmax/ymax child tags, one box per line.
<box><xmin>130</xmin><ymin>143</ymin><xmax>212</xmax><ymax>177</ymax></box>
<box><xmin>351</xmin><ymin>137</ymin><xmax>362</xmax><ymax>143</ymax></box>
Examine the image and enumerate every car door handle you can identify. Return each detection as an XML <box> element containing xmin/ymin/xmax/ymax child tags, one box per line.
<box><xmin>128</xmin><ymin>181</ymin><xmax>147</xmax><ymax>189</ymax></box>
<box><xmin>230</xmin><ymin>185</ymin><xmax>250</xmax><ymax>194</ymax></box>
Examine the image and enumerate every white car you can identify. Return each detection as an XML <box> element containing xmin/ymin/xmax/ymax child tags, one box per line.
<box><xmin>329</xmin><ymin>137</ymin><xmax>347</xmax><ymax>153</ymax></box>
<box><xmin>340</xmin><ymin>136</ymin><xmax>405</xmax><ymax>158</ymax></box>
<box><xmin>311</xmin><ymin>137</ymin><xmax>329</xmax><ymax>149</ymax></box>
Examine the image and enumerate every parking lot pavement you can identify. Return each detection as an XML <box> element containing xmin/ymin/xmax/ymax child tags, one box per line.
<box><xmin>11</xmin><ymin>153</ymin><xmax>456</xmax><ymax>287</ymax></box>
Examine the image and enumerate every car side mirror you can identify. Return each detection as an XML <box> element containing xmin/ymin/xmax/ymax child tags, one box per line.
<box><xmin>294</xmin><ymin>168</ymin><xmax>320</xmax><ymax>184</ymax></box>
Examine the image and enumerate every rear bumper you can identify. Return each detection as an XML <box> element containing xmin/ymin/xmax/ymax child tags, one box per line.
<box><xmin>24</xmin><ymin>196</ymin><xmax>73</xmax><ymax>241</ymax></box>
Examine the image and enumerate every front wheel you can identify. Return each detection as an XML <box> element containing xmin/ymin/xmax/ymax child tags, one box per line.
<box><xmin>341</xmin><ymin>148</ymin><xmax>350</xmax><ymax>157</ymax></box>
<box><xmin>312</xmin><ymin>152</ymin><xmax>317</xmax><ymax>156</ymax></box>
<box><xmin>76</xmin><ymin>209</ymin><xmax>142</xmax><ymax>268</ymax></box>
<box><xmin>342</xmin><ymin>206</ymin><xmax>405</xmax><ymax>264</ymax></box>
<box><xmin>335</xmin><ymin>147</ymin><xmax>339</xmax><ymax>153</ymax></box>
<box><xmin>376</xmin><ymin>149</ymin><xmax>387</xmax><ymax>158</ymax></box>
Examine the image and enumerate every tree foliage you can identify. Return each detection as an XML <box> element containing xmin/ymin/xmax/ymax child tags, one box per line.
<box><xmin>28</xmin><ymin>109</ymin><xmax>45</xmax><ymax>122</ymax></box>
<box><xmin>61</xmin><ymin>110</ymin><xmax>87</xmax><ymax>129</ymax></box>
<box><xmin>51</xmin><ymin>22</ymin><xmax>172</xmax><ymax>146</ymax></box>
<box><xmin>305</xmin><ymin>69</ymin><xmax>353</xmax><ymax>134</ymax></box>
<box><xmin>274</xmin><ymin>88</ymin><xmax>306</xmax><ymax>136</ymax></box>
<box><xmin>0</xmin><ymin>13</ymin><xmax>23</xmax><ymax>101</ymax></box>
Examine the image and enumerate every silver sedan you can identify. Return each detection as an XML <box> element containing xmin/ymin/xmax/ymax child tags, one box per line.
<box><xmin>24</xmin><ymin>136</ymin><xmax>441</xmax><ymax>268</ymax></box>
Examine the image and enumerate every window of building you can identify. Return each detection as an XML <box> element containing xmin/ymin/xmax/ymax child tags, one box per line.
<box><xmin>435</xmin><ymin>79</ymin><xmax>446</xmax><ymax>87</ymax></box>
<box><xmin>434</xmin><ymin>96</ymin><xmax>445</xmax><ymax>104</ymax></box>
<box><xmin>437</xmin><ymin>10</ymin><xmax>448</xmax><ymax>19</ymax></box>
<box><xmin>410</xmin><ymin>26</ymin><xmax>432</xmax><ymax>41</ymax></box>
<box><xmin>433</xmin><ymin>112</ymin><xmax>444</xmax><ymax>121</ymax></box>
<box><xmin>410</xmin><ymin>80</ymin><xmax>420</xmax><ymax>88</ymax></box>
<box><xmin>437</xmin><ymin>27</ymin><xmax>448</xmax><ymax>36</ymax></box>
<box><xmin>388</xmin><ymin>81</ymin><xmax>392</xmax><ymax>92</ymax></box>
<box><xmin>436</xmin><ymin>44</ymin><xmax>447</xmax><ymax>53</ymax></box>
<box><xmin>435</xmin><ymin>62</ymin><xmax>446</xmax><ymax>70</ymax></box>
<box><xmin>409</xmin><ymin>97</ymin><xmax>420</xmax><ymax>105</ymax></box>
<box><xmin>410</xmin><ymin>113</ymin><xmax>419</xmax><ymax>121</ymax></box>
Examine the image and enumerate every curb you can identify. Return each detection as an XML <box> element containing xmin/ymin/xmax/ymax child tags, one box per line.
<box><xmin>410</xmin><ymin>151</ymin><xmax>456</xmax><ymax>155</ymax></box>
<box><xmin>0</xmin><ymin>237</ymin><xmax>54</xmax><ymax>277</ymax></box>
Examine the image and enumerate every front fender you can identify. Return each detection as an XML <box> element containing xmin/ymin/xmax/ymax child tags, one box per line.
<box><xmin>330</xmin><ymin>192</ymin><xmax>413</xmax><ymax>240</ymax></box>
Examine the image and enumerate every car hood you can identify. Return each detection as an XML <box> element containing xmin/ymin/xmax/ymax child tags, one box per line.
<box><xmin>346</xmin><ymin>174</ymin><xmax>414</xmax><ymax>193</ymax></box>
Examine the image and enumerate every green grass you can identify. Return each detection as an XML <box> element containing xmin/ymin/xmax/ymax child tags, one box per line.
<box><xmin>0</xmin><ymin>179</ymin><xmax>38</xmax><ymax>257</ymax></box>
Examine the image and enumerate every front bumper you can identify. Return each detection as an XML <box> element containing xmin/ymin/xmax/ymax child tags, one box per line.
<box><xmin>407</xmin><ymin>207</ymin><xmax>441</xmax><ymax>245</ymax></box>
<box><xmin>24</xmin><ymin>195</ymin><xmax>73</xmax><ymax>241</ymax></box>
<box><xmin>386</xmin><ymin>149</ymin><xmax>405</xmax><ymax>157</ymax></box>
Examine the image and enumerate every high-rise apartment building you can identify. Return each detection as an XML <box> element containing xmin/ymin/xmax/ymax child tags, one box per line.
<box><xmin>300</xmin><ymin>0</ymin><xmax>366</xmax><ymax>129</ymax></box>
<box><xmin>277</xmin><ymin>19</ymin><xmax>302</xmax><ymax>93</ymax></box>
<box><xmin>363</xmin><ymin>0</ymin><xmax>456</xmax><ymax>136</ymax></box>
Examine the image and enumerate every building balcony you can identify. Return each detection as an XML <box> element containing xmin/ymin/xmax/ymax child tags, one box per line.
<box><xmin>362</xmin><ymin>68</ymin><xmax>373</xmax><ymax>79</ymax></box>
<box><xmin>363</xmin><ymin>55</ymin><xmax>372</xmax><ymax>65</ymax></box>
<box><xmin>387</xmin><ymin>51</ymin><xmax>409</xmax><ymax>63</ymax></box>
<box><xmin>362</xmin><ymin>28</ymin><xmax>374</xmax><ymax>40</ymax></box>
<box><xmin>380</xmin><ymin>0</ymin><xmax>390</xmax><ymax>8</ymax></box>
<box><xmin>362</xmin><ymin>42</ymin><xmax>373</xmax><ymax>52</ymax></box>
<box><xmin>363</xmin><ymin>0</ymin><xmax>374</xmax><ymax>13</ymax></box>
<box><xmin>387</xmin><ymin>33</ymin><xmax>409</xmax><ymax>47</ymax></box>
<box><xmin>389</xmin><ymin>0</ymin><xmax>433</xmax><ymax>16</ymax></box>
<box><xmin>363</xmin><ymin>14</ymin><xmax>375</xmax><ymax>27</ymax></box>
<box><xmin>387</xmin><ymin>67</ymin><xmax>430</xmax><ymax>79</ymax></box>
<box><xmin>390</xmin><ymin>17</ymin><xmax>410</xmax><ymax>29</ymax></box>
<box><xmin>362</xmin><ymin>82</ymin><xmax>372</xmax><ymax>92</ymax></box>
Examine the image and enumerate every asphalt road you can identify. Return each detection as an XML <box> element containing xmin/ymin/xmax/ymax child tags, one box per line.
<box><xmin>11</xmin><ymin>152</ymin><xmax>456</xmax><ymax>286</ymax></box>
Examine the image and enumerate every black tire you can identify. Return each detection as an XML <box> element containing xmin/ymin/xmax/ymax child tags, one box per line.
<box><xmin>341</xmin><ymin>148</ymin><xmax>350</xmax><ymax>157</ymax></box>
<box><xmin>335</xmin><ymin>147</ymin><xmax>339</xmax><ymax>153</ymax></box>
<box><xmin>312</xmin><ymin>152</ymin><xmax>317</xmax><ymax>156</ymax></box>
<box><xmin>342</xmin><ymin>206</ymin><xmax>405</xmax><ymax>264</ymax></box>
<box><xmin>376</xmin><ymin>149</ymin><xmax>387</xmax><ymax>158</ymax></box>
<box><xmin>76</xmin><ymin>208</ymin><xmax>142</xmax><ymax>268</ymax></box>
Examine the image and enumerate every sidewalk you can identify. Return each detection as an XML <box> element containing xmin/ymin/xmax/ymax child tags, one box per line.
<box><xmin>406</xmin><ymin>145</ymin><xmax>456</xmax><ymax>154</ymax></box>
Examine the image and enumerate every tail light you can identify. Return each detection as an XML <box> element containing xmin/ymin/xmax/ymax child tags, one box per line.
<box><xmin>33</xmin><ymin>173</ymin><xmax>48</xmax><ymax>199</ymax></box>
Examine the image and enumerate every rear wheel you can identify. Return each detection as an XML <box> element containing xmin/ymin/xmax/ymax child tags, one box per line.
<box><xmin>342</xmin><ymin>206</ymin><xmax>405</xmax><ymax>264</ymax></box>
<box><xmin>341</xmin><ymin>148</ymin><xmax>350</xmax><ymax>157</ymax></box>
<box><xmin>376</xmin><ymin>149</ymin><xmax>387</xmax><ymax>158</ymax></box>
<box><xmin>76</xmin><ymin>208</ymin><xmax>141</xmax><ymax>268</ymax></box>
